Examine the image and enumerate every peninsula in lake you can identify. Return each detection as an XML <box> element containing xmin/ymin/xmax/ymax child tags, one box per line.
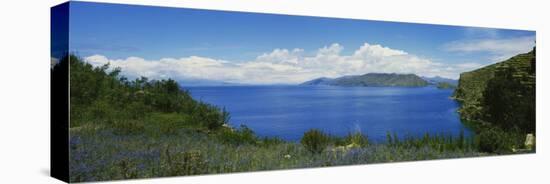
<box><xmin>301</xmin><ymin>73</ymin><xmax>429</xmax><ymax>87</ymax></box>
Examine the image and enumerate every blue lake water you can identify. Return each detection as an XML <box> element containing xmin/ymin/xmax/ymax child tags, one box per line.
<box><xmin>187</xmin><ymin>85</ymin><xmax>472</xmax><ymax>142</ymax></box>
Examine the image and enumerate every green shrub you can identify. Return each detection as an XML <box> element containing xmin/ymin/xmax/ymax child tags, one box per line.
<box><xmin>162</xmin><ymin>147</ymin><xmax>208</xmax><ymax>176</ymax></box>
<box><xmin>386</xmin><ymin>132</ymin><xmax>393</xmax><ymax>145</ymax></box>
<box><xmin>112</xmin><ymin>120</ymin><xmax>146</xmax><ymax>135</ymax></box>
<box><xmin>344</xmin><ymin>132</ymin><xmax>369</xmax><ymax>147</ymax></box>
<box><xmin>301</xmin><ymin>129</ymin><xmax>330</xmax><ymax>154</ymax></box>
<box><xmin>192</xmin><ymin>104</ymin><xmax>229</xmax><ymax>130</ymax></box>
<box><xmin>217</xmin><ymin>125</ymin><xmax>257</xmax><ymax>145</ymax></box>
<box><xmin>147</xmin><ymin>113</ymin><xmax>192</xmax><ymax>135</ymax></box>
<box><xmin>386</xmin><ymin>132</ymin><xmax>399</xmax><ymax>146</ymax></box>
<box><xmin>477</xmin><ymin>128</ymin><xmax>515</xmax><ymax>153</ymax></box>
<box><xmin>457</xmin><ymin>129</ymin><xmax>465</xmax><ymax>149</ymax></box>
<box><xmin>126</xmin><ymin>101</ymin><xmax>150</xmax><ymax>119</ymax></box>
<box><xmin>88</xmin><ymin>100</ymin><xmax>116</xmax><ymax>121</ymax></box>
<box><xmin>117</xmin><ymin>159</ymin><xmax>138</xmax><ymax>179</ymax></box>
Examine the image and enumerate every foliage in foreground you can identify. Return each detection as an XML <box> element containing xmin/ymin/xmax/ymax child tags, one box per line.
<box><xmin>70</xmin><ymin>125</ymin><xmax>491</xmax><ymax>182</ymax></box>
<box><xmin>301</xmin><ymin>129</ymin><xmax>330</xmax><ymax>154</ymax></box>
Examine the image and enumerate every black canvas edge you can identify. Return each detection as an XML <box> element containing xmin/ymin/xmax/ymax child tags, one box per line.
<box><xmin>51</xmin><ymin>1</ymin><xmax>70</xmax><ymax>183</ymax></box>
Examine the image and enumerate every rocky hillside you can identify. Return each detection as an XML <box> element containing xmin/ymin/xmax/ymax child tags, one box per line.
<box><xmin>453</xmin><ymin>48</ymin><xmax>535</xmax><ymax>133</ymax></box>
<box><xmin>301</xmin><ymin>73</ymin><xmax>429</xmax><ymax>87</ymax></box>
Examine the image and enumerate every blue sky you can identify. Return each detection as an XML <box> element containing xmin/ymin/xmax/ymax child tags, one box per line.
<box><xmin>65</xmin><ymin>1</ymin><xmax>535</xmax><ymax>84</ymax></box>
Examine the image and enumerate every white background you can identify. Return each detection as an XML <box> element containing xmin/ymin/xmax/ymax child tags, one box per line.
<box><xmin>0</xmin><ymin>0</ymin><xmax>547</xmax><ymax>183</ymax></box>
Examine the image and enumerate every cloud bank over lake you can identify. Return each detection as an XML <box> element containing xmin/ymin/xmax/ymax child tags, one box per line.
<box><xmin>85</xmin><ymin>42</ymin><xmax>498</xmax><ymax>85</ymax></box>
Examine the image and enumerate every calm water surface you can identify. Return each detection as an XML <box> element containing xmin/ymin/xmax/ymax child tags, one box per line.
<box><xmin>187</xmin><ymin>85</ymin><xmax>472</xmax><ymax>142</ymax></box>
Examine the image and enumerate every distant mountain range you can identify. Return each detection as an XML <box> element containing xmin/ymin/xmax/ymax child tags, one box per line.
<box><xmin>177</xmin><ymin>78</ymin><xmax>242</xmax><ymax>87</ymax></box>
<box><xmin>422</xmin><ymin>76</ymin><xmax>458</xmax><ymax>86</ymax></box>
<box><xmin>178</xmin><ymin>73</ymin><xmax>458</xmax><ymax>88</ymax></box>
<box><xmin>301</xmin><ymin>73</ymin><xmax>431</xmax><ymax>87</ymax></box>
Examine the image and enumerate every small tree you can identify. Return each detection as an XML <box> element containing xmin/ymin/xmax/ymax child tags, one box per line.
<box><xmin>477</xmin><ymin>128</ymin><xmax>509</xmax><ymax>153</ymax></box>
<box><xmin>301</xmin><ymin>129</ymin><xmax>330</xmax><ymax>154</ymax></box>
<box><xmin>346</xmin><ymin>132</ymin><xmax>368</xmax><ymax>147</ymax></box>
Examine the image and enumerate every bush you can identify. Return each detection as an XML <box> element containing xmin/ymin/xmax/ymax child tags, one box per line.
<box><xmin>162</xmin><ymin>147</ymin><xmax>208</xmax><ymax>176</ymax></box>
<box><xmin>344</xmin><ymin>132</ymin><xmax>369</xmax><ymax>147</ymax></box>
<box><xmin>126</xmin><ymin>101</ymin><xmax>150</xmax><ymax>119</ymax></box>
<box><xmin>147</xmin><ymin>113</ymin><xmax>192</xmax><ymax>135</ymax></box>
<box><xmin>476</xmin><ymin>128</ymin><xmax>516</xmax><ymax>153</ymax></box>
<box><xmin>117</xmin><ymin>159</ymin><xmax>138</xmax><ymax>179</ymax></box>
<box><xmin>386</xmin><ymin>132</ymin><xmax>399</xmax><ymax>146</ymax></box>
<box><xmin>192</xmin><ymin>103</ymin><xmax>229</xmax><ymax>130</ymax></box>
<box><xmin>88</xmin><ymin>100</ymin><xmax>116</xmax><ymax>121</ymax></box>
<box><xmin>301</xmin><ymin>129</ymin><xmax>330</xmax><ymax>154</ymax></box>
<box><xmin>217</xmin><ymin>125</ymin><xmax>257</xmax><ymax>145</ymax></box>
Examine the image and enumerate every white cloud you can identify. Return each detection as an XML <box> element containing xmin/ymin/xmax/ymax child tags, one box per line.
<box><xmin>443</xmin><ymin>36</ymin><xmax>535</xmax><ymax>62</ymax></box>
<box><xmin>255</xmin><ymin>48</ymin><xmax>303</xmax><ymax>65</ymax></box>
<box><xmin>463</xmin><ymin>27</ymin><xmax>500</xmax><ymax>39</ymax></box>
<box><xmin>85</xmin><ymin>42</ymin><xmax>484</xmax><ymax>85</ymax></box>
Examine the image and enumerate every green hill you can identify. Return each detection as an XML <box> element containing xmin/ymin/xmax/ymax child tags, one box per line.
<box><xmin>453</xmin><ymin>48</ymin><xmax>535</xmax><ymax>133</ymax></box>
<box><xmin>66</xmin><ymin>54</ymin><xmax>231</xmax><ymax>130</ymax></box>
<box><xmin>301</xmin><ymin>73</ymin><xmax>429</xmax><ymax>87</ymax></box>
